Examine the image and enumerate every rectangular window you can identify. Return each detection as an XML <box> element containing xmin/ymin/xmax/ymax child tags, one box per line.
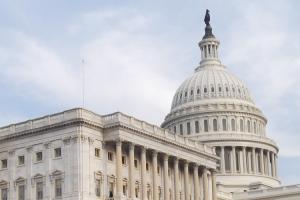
<box><xmin>18</xmin><ymin>155</ymin><xmax>25</xmax><ymax>166</ymax></box>
<box><xmin>55</xmin><ymin>179</ymin><xmax>62</xmax><ymax>198</ymax></box>
<box><xmin>122</xmin><ymin>156</ymin><xmax>126</xmax><ymax>165</ymax></box>
<box><xmin>95</xmin><ymin>179</ymin><xmax>101</xmax><ymax>197</ymax></box>
<box><xmin>54</xmin><ymin>148</ymin><xmax>62</xmax><ymax>158</ymax></box>
<box><xmin>134</xmin><ymin>159</ymin><xmax>138</xmax><ymax>168</ymax></box>
<box><xmin>36</xmin><ymin>182</ymin><xmax>43</xmax><ymax>200</ymax></box>
<box><xmin>1</xmin><ymin>159</ymin><xmax>7</xmax><ymax>169</ymax></box>
<box><xmin>1</xmin><ymin>188</ymin><xmax>8</xmax><ymax>200</ymax></box>
<box><xmin>18</xmin><ymin>185</ymin><xmax>25</xmax><ymax>200</ymax></box>
<box><xmin>195</xmin><ymin>121</ymin><xmax>199</xmax><ymax>133</ymax></box>
<box><xmin>204</xmin><ymin>120</ymin><xmax>209</xmax><ymax>132</ymax></box>
<box><xmin>108</xmin><ymin>152</ymin><xmax>113</xmax><ymax>161</ymax></box>
<box><xmin>36</xmin><ymin>152</ymin><xmax>43</xmax><ymax>162</ymax></box>
<box><xmin>187</xmin><ymin>122</ymin><xmax>191</xmax><ymax>135</ymax></box>
<box><xmin>95</xmin><ymin>148</ymin><xmax>101</xmax><ymax>158</ymax></box>
<box><xmin>179</xmin><ymin>124</ymin><xmax>183</xmax><ymax>135</ymax></box>
<box><xmin>146</xmin><ymin>162</ymin><xmax>149</xmax><ymax>171</ymax></box>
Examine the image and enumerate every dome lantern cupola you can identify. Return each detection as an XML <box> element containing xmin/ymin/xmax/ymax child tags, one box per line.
<box><xmin>197</xmin><ymin>9</ymin><xmax>221</xmax><ymax>70</ymax></box>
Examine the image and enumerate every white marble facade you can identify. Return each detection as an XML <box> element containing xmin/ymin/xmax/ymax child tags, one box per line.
<box><xmin>0</xmin><ymin>109</ymin><xmax>218</xmax><ymax>200</ymax></box>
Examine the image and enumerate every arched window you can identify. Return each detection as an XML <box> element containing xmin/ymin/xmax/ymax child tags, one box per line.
<box><xmin>184</xmin><ymin>92</ymin><xmax>187</xmax><ymax>97</ymax></box>
<box><xmin>231</xmin><ymin>119</ymin><xmax>236</xmax><ymax>131</ymax></box>
<box><xmin>197</xmin><ymin>89</ymin><xmax>200</xmax><ymax>94</ymax></box>
<box><xmin>204</xmin><ymin>88</ymin><xmax>207</xmax><ymax>93</ymax></box>
<box><xmin>211</xmin><ymin>87</ymin><xmax>214</xmax><ymax>92</ymax></box>
<box><xmin>190</xmin><ymin>90</ymin><xmax>193</xmax><ymax>95</ymax></box>
<box><xmin>180</xmin><ymin>93</ymin><xmax>182</xmax><ymax>99</ymax></box>
<box><xmin>253</xmin><ymin>122</ymin><xmax>256</xmax><ymax>133</ymax></box>
<box><xmin>187</xmin><ymin>122</ymin><xmax>191</xmax><ymax>135</ymax></box>
<box><xmin>219</xmin><ymin>87</ymin><xmax>222</xmax><ymax>92</ymax></box>
<box><xmin>213</xmin><ymin>119</ymin><xmax>218</xmax><ymax>131</ymax></box>
<box><xmin>226</xmin><ymin>87</ymin><xmax>229</xmax><ymax>92</ymax></box>
<box><xmin>222</xmin><ymin>119</ymin><xmax>227</xmax><ymax>131</ymax></box>
<box><xmin>247</xmin><ymin>120</ymin><xmax>251</xmax><ymax>132</ymax></box>
<box><xmin>204</xmin><ymin>120</ymin><xmax>208</xmax><ymax>132</ymax></box>
<box><xmin>240</xmin><ymin>119</ymin><xmax>244</xmax><ymax>132</ymax></box>
<box><xmin>173</xmin><ymin>126</ymin><xmax>176</xmax><ymax>134</ymax></box>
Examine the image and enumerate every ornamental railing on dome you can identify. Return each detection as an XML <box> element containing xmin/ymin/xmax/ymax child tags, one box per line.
<box><xmin>0</xmin><ymin>108</ymin><xmax>214</xmax><ymax>155</ymax></box>
<box><xmin>190</xmin><ymin>133</ymin><xmax>278</xmax><ymax>147</ymax></box>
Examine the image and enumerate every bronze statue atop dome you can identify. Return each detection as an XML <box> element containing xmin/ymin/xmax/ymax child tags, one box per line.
<box><xmin>204</xmin><ymin>9</ymin><xmax>210</xmax><ymax>26</ymax></box>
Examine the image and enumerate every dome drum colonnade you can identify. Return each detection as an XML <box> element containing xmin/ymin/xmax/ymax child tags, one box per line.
<box><xmin>161</xmin><ymin>10</ymin><xmax>280</xmax><ymax>192</ymax></box>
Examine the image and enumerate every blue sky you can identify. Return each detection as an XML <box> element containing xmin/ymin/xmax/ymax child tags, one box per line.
<box><xmin>0</xmin><ymin>0</ymin><xmax>300</xmax><ymax>185</ymax></box>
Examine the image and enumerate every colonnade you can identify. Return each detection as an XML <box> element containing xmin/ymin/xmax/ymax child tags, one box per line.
<box><xmin>115</xmin><ymin>141</ymin><xmax>217</xmax><ymax>200</ymax></box>
<box><xmin>218</xmin><ymin>146</ymin><xmax>278</xmax><ymax>178</ymax></box>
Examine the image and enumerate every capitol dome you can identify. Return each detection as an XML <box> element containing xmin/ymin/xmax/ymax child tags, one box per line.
<box><xmin>161</xmin><ymin>10</ymin><xmax>280</xmax><ymax>193</ymax></box>
<box><xmin>171</xmin><ymin>64</ymin><xmax>254</xmax><ymax>112</ymax></box>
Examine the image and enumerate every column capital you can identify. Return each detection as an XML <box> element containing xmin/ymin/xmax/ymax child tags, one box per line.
<box><xmin>116</xmin><ymin>139</ymin><xmax>122</xmax><ymax>146</ymax></box>
<box><xmin>129</xmin><ymin>142</ymin><xmax>135</xmax><ymax>149</ymax></box>
<box><xmin>163</xmin><ymin>154</ymin><xmax>169</xmax><ymax>161</ymax></box>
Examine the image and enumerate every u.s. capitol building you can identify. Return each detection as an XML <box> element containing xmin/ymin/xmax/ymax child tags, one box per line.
<box><xmin>0</xmin><ymin>11</ymin><xmax>299</xmax><ymax>200</ymax></box>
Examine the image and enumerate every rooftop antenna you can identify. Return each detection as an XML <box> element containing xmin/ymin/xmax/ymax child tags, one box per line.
<box><xmin>81</xmin><ymin>59</ymin><xmax>85</xmax><ymax>108</ymax></box>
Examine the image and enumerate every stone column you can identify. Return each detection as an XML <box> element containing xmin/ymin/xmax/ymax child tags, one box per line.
<box><xmin>211</xmin><ymin>169</ymin><xmax>217</xmax><ymax>200</ymax></box>
<box><xmin>252</xmin><ymin>148</ymin><xmax>257</xmax><ymax>174</ymax></box>
<box><xmin>232</xmin><ymin>146</ymin><xmax>236</xmax><ymax>173</ymax></box>
<box><xmin>193</xmin><ymin>165</ymin><xmax>200</xmax><ymax>200</ymax></box>
<box><xmin>174</xmin><ymin>158</ymin><xmax>179</xmax><ymax>200</ymax></box>
<box><xmin>203</xmin><ymin>168</ymin><xmax>209</xmax><ymax>200</ymax></box>
<box><xmin>242</xmin><ymin>147</ymin><xmax>247</xmax><ymax>173</ymax></box>
<box><xmin>141</xmin><ymin>147</ymin><xmax>147</xmax><ymax>200</ymax></box>
<box><xmin>275</xmin><ymin>154</ymin><xmax>278</xmax><ymax>177</ymax></box>
<box><xmin>116</xmin><ymin>141</ymin><xmax>123</xmax><ymax>198</ymax></box>
<box><xmin>247</xmin><ymin>150</ymin><xmax>252</xmax><ymax>174</ymax></box>
<box><xmin>221</xmin><ymin>146</ymin><xmax>225</xmax><ymax>174</ymax></box>
<box><xmin>271</xmin><ymin>152</ymin><xmax>275</xmax><ymax>177</ymax></box>
<box><xmin>164</xmin><ymin>154</ymin><xmax>169</xmax><ymax>200</ymax></box>
<box><xmin>260</xmin><ymin>149</ymin><xmax>264</xmax><ymax>175</ymax></box>
<box><xmin>267</xmin><ymin>151</ymin><xmax>270</xmax><ymax>176</ymax></box>
<box><xmin>129</xmin><ymin>143</ymin><xmax>135</xmax><ymax>198</ymax></box>
<box><xmin>152</xmin><ymin>151</ymin><xmax>158</xmax><ymax>200</ymax></box>
<box><xmin>184</xmin><ymin>161</ymin><xmax>189</xmax><ymax>200</ymax></box>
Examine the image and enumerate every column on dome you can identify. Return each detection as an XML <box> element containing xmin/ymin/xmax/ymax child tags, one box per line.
<box><xmin>193</xmin><ymin>164</ymin><xmax>200</xmax><ymax>200</ymax></box>
<box><xmin>129</xmin><ymin>143</ymin><xmax>135</xmax><ymax>198</ymax></box>
<box><xmin>260</xmin><ymin>149</ymin><xmax>265</xmax><ymax>175</ymax></box>
<box><xmin>184</xmin><ymin>161</ymin><xmax>190</xmax><ymax>200</ymax></box>
<box><xmin>232</xmin><ymin>146</ymin><xmax>236</xmax><ymax>173</ymax></box>
<box><xmin>116</xmin><ymin>141</ymin><xmax>123</xmax><ymax>198</ymax></box>
<box><xmin>221</xmin><ymin>146</ymin><xmax>225</xmax><ymax>174</ymax></box>
<box><xmin>141</xmin><ymin>147</ymin><xmax>147</xmax><ymax>200</ymax></box>
<box><xmin>252</xmin><ymin>148</ymin><xmax>257</xmax><ymax>173</ymax></box>
<box><xmin>247</xmin><ymin>149</ymin><xmax>252</xmax><ymax>173</ymax></box>
<box><xmin>203</xmin><ymin>168</ymin><xmax>209</xmax><ymax>200</ymax></box>
<box><xmin>164</xmin><ymin>154</ymin><xmax>169</xmax><ymax>200</ymax></box>
<box><xmin>152</xmin><ymin>151</ymin><xmax>158</xmax><ymax>200</ymax></box>
<box><xmin>275</xmin><ymin>154</ymin><xmax>278</xmax><ymax>178</ymax></box>
<box><xmin>174</xmin><ymin>158</ymin><xmax>180</xmax><ymax>200</ymax></box>
<box><xmin>266</xmin><ymin>151</ymin><xmax>271</xmax><ymax>176</ymax></box>
<box><xmin>242</xmin><ymin>147</ymin><xmax>247</xmax><ymax>173</ymax></box>
<box><xmin>271</xmin><ymin>152</ymin><xmax>275</xmax><ymax>177</ymax></box>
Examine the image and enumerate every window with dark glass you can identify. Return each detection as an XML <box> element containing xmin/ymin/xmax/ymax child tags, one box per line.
<box><xmin>18</xmin><ymin>185</ymin><xmax>25</xmax><ymax>200</ymax></box>
<box><xmin>55</xmin><ymin>179</ymin><xmax>62</xmax><ymax>198</ymax></box>
<box><xmin>213</xmin><ymin>119</ymin><xmax>218</xmax><ymax>131</ymax></box>
<box><xmin>187</xmin><ymin>122</ymin><xmax>191</xmax><ymax>135</ymax></box>
<box><xmin>179</xmin><ymin>124</ymin><xmax>183</xmax><ymax>135</ymax></box>
<box><xmin>108</xmin><ymin>152</ymin><xmax>113</xmax><ymax>161</ymax></box>
<box><xmin>18</xmin><ymin>156</ymin><xmax>25</xmax><ymax>165</ymax></box>
<box><xmin>55</xmin><ymin>148</ymin><xmax>62</xmax><ymax>158</ymax></box>
<box><xmin>204</xmin><ymin>120</ymin><xmax>208</xmax><ymax>132</ymax></box>
<box><xmin>36</xmin><ymin>152</ymin><xmax>43</xmax><ymax>162</ymax></box>
<box><xmin>1</xmin><ymin>159</ymin><xmax>7</xmax><ymax>169</ymax></box>
<box><xmin>36</xmin><ymin>182</ymin><xmax>43</xmax><ymax>200</ymax></box>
